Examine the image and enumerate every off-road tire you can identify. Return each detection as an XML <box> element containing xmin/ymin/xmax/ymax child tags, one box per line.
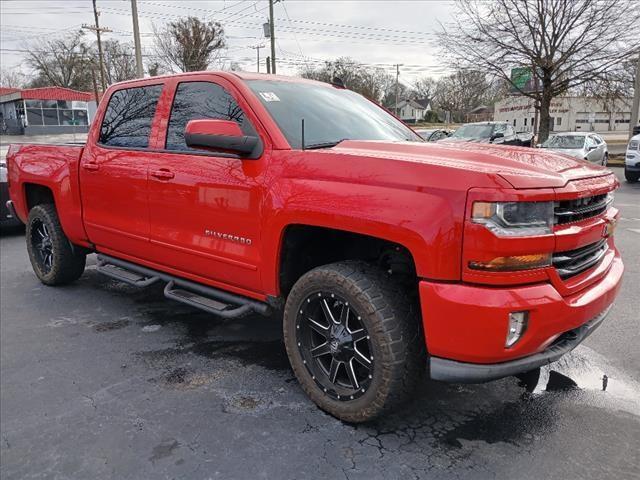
<box><xmin>625</xmin><ymin>167</ymin><xmax>639</xmax><ymax>183</ymax></box>
<box><xmin>283</xmin><ymin>261</ymin><xmax>425</xmax><ymax>423</ymax></box>
<box><xmin>26</xmin><ymin>204</ymin><xmax>86</xmax><ymax>285</ymax></box>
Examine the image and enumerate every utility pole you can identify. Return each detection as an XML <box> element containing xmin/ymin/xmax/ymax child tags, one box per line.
<box><xmin>394</xmin><ymin>64</ymin><xmax>403</xmax><ymax>116</ymax></box>
<box><xmin>630</xmin><ymin>54</ymin><xmax>640</xmax><ymax>139</ymax></box>
<box><xmin>82</xmin><ymin>0</ymin><xmax>111</xmax><ymax>92</ymax></box>
<box><xmin>130</xmin><ymin>0</ymin><xmax>144</xmax><ymax>78</ymax></box>
<box><xmin>268</xmin><ymin>0</ymin><xmax>276</xmax><ymax>74</ymax></box>
<box><xmin>250</xmin><ymin>44</ymin><xmax>265</xmax><ymax>73</ymax></box>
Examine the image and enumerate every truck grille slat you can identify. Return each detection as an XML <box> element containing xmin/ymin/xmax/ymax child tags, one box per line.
<box><xmin>553</xmin><ymin>239</ymin><xmax>608</xmax><ymax>279</ymax></box>
<box><xmin>554</xmin><ymin>193</ymin><xmax>611</xmax><ymax>224</ymax></box>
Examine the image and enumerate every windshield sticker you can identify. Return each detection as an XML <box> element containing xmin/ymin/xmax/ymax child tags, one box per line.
<box><xmin>259</xmin><ymin>92</ymin><xmax>280</xmax><ymax>102</ymax></box>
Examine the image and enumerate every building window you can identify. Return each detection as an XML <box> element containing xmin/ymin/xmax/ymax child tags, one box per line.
<box><xmin>524</xmin><ymin>118</ymin><xmax>527</xmax><ymax>126</ymax></box>
<box><xmin>513</xmin><ymin>119</ymin><xmax>516</xmax><ymax>127</ymax></box>
<box><xmin>556</xmin><ymin>117</ymin><xmax>562</xmax><ymax>126</ymax></box>
<box><xmin>23</xmin><ymin>98</ymin><xmax>90</xmax><ymax>127</ymax></box>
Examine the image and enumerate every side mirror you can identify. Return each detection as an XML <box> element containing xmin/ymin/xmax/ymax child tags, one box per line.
<box><xmin>491</xmin><ymin>132</ymin><xmax>504</xmax><ymax>141</ymax></box>
<box><xmin>185</xmin><ymin>119</ymin><xmax>261</xmax><ymax>157</ymax></box>
<box><xmin>587</xmin><ymin>145</ymin><xmax>597</xmax><ymax>151</ymax></box>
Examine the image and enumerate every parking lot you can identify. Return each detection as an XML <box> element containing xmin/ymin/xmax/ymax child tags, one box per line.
<box><xmin>1</xmin><ymin>168</ymin><xmax>638</xmax><ymax>480</ymax></box>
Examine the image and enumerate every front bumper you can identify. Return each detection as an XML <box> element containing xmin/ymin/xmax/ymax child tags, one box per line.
<box><xmin>430</xmin><ymin>306</ymin><xmax>609</xmax><ymax>383</ymax></box>
<box><xmin>626</xmin><ymin>152</ymin><xmax>640</xmax><ymax>170</ymax></box>
<box><xmin>419</xmin><ymin>251</ymin><xmax>623</xmax><ymax>383</ymax></box>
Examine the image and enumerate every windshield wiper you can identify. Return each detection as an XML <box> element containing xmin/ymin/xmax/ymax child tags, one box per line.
<box><xmin>304</xmin><ymin>139</ymin><xmax>349</xmax><ymax>150</ymax></box>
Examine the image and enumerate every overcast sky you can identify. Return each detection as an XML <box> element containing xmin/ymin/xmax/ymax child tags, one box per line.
<box><xmin>0</xmin><ymin>0</ymin><xmax>456</xmax><ymax>87</ymax></box>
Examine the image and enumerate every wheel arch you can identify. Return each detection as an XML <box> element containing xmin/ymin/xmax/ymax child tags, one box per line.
<box><xmin>275</xmin><ymin>223</ymin><xmax>418</xmax><ymax>298</ymax></box>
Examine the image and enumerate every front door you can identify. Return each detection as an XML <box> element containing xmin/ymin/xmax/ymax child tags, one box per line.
<box><xmin>145</xmin><ymin>78</ymin><xmax>267</xmax><ymax>294</ymax></box>
<box><xmin>80</xmin><ymin>84</ymin><xmax>164</xmax><ymax>259</ymax></box>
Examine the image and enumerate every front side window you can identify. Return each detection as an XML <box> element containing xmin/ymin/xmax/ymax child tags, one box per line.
<box><xmin>99</xmin><ymin>85</ymin><xmax>163</xmax><ymax>148</ymax></box>
<box><xmin>166</xmin><ymin>81</ymin><xmax>253</xmax><ymax>152</ymax></box>
<box><xmin>247</xmin><ymin>80</ymin><xmax>421</xmax><ymax>149</ymax></box>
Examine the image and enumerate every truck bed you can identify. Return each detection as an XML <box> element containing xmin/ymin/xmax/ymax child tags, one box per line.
<box><xmin>6</xmin><ymin>142</ymin><xmax>86</xmax><ymax>241</ymax></box>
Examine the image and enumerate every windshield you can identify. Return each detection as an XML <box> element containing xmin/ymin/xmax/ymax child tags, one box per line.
<box><xmin>450</xmin><ymin>124</ymin><xmax>494</xmax><ymax>139</ymax></box>
<box><xmin>246</xmin><ymin>80</ymin><xmax>422</xmax><ymax>148</ymax></box>
<box><xmin>542</xmin><ymin>135</ymin><xmax>585</xmax><ymax>149</ymax></box>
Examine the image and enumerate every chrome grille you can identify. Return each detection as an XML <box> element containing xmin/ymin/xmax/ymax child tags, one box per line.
<box><xmin>554</xmin><ymin>193</ymin><xmax>611</xmax><ymax>225</ymax></box>
<box><xmin>553</xmin><ymin>239</ymin><xmax>608</xmax><ymax>279</ymax></box>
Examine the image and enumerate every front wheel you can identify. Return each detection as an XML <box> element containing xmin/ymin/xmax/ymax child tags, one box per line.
<box><xmin>26</xmin><ymin>204</ymin><xmax>86</xmax><ymax>285</ymax></box>
<box><xmin>625</xmin><ymin>167</ymin><xmax>639</xmax><ymax>183</ymax></box>
<box><xmin>602</xmin><ymin>153</ymin><xmax>608</xmax><ymax>167</ymax></box>
<box><xmin>283</xmin><ymin>261</ymin><xmax>425</xmax><ymax>423</ymax></box>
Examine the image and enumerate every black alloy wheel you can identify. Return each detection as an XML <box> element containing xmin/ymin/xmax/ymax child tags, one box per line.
<box><xmin>26</xmin><ymin>204</ymin><xmax>86</xmax><ymax>285</ymax></box>
<box><xmin>296</xmin><ymin>292</ymin><xmax>374</xmax><ymax>401</ymax></box>
<box><xmin>283</xmin><ymin>261</ymin><xmax>425</xmax><ymax>423</ymax></box>
<box><xmin>30</xmin><ymin>219</ymin><xmax>54</xmax><ymax>274</ymax></box>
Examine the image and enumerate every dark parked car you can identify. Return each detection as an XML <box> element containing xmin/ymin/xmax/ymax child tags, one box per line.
<box><xmin>439</xmin><ymin>121</ymin><xmax>534</xmax><ymax>147</ymax></box>
<box><xmin>415</xmin><ymin>128</ymin><xmax>453</xmax><ymax>142</ymax></box>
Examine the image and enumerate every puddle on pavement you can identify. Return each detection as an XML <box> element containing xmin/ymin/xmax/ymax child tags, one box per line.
<box><xmin>442</xmin><ymin>346</ymin><xmax>640</xmax><ymax>449</ymax></box>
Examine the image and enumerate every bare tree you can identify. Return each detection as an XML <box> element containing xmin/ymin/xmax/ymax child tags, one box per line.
<box><xmin>439</xmin><ymin>0</ymin><xmax>640</xmax><ymax>141</ymax></box>
<box><xmin>153</xmin><ymin>17</ymin><xmax>226</xmax><ymax>72</ymax></box>
<box><xmin>0</xmin><ymin>70</ymin><xmax>27</xmax><ymax>88</ymax></box>
<box><xmin>101</xmin><ymin>40</ymin><xmax>138</xmax><ymax>84</ymax></box>
<box><xmin>25</xmin><ymin>30</ymin><xmax>92</xmax><ymax>90</ymax></box>
<box><xmin>432</xmin><ymin>70</ymin><xmax>496</xmax><ymax>122</ymax></box>
<box><xmin>412</xmin><ymin>77</ymin><xmax>437</xmax><ymax>102</ymax></box>
<box><xmin>300</xmin><ymin>57</ymin><xmax>395</xmax><ymax>103</ymax></box>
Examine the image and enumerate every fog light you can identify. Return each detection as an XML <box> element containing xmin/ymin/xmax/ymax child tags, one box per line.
<box><xmin>506</xmin><ymin>311</ymin><xmax>528</xmax><ymax>347</ymax></box>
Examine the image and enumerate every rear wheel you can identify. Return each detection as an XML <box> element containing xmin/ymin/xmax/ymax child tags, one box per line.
<box><xmin>283</xmin><ymin>261</ymin><xmax>425</xmax><ymax>423</ymax></box>
<box><xmin>26</xmin><ymin>204</ymin><xmax>86</xmax><ymax>285</ymax></box>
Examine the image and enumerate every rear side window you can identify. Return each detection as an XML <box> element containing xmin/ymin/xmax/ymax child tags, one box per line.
<box><xmin>99</xmin><ymin>85</ymin><xmax>163</xmax><ymax>148</ymax></box>
<box><xmin>165</xmin><ymin>81</ymin><xmax>253</xmax><ymax>151</ymax></box>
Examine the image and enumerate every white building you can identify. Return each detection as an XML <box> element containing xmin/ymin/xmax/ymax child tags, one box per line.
<box><xmin>393</xmin><ymin>99</ymin><xmax>431</xmax><ymax>124</ymax></box>
<box><xmin>494</xmin><ymin>96</ymin><xmax>632</xmax><ymax>133</ymax></box>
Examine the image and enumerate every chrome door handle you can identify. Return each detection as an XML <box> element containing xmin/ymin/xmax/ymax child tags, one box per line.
<box><xmin>82</xmin><ymin>162</ymin><xmax>99</xmax><ymax>171</ymax></box>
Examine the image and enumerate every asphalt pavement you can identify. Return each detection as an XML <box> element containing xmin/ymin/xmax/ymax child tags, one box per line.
<box><xmin>1</xmin><ymin>168</ymin><xmax>638</xmax><ymax>480</ymax></box>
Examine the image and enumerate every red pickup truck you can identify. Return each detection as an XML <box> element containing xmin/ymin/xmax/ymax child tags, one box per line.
<box><xmin>6</xmin><ymin>72</ymin><xmax>623</xmax><ymax>422</ymax></box>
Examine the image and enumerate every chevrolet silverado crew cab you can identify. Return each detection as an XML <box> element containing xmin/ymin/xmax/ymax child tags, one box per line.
<box><xmin>6</xmin><ymin>72</ymin><xmax>623</xmax><ymax>423</ymax></box>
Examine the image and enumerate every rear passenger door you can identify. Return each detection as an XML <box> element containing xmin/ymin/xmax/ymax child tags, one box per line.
<box><xmin>80</xmin><ymin>84</ymin><xmax>163</xmax><ymax>258</ymax></box>
<box><xmin>145</xmin><ymin>78</ymin><xmax>266</xmax><ymax>294</ymax></box>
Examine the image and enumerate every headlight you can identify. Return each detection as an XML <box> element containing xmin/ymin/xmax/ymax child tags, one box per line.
<box><xmin>471</xmin><ymin>201</ymin><xmax>554</xmax><ymax>237</ymax></box>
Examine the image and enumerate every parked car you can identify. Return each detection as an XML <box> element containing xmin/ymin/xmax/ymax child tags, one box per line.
<box><xmin>1</xmin><ymin>159</ymin><xmax>23</xmax><ymax>228</ymax></box>
<box><xmin>539</xmin><ymin>132</ymin><xmax>609</xmax><ymax>166</ymax></box>
<box><xmin>439</xmin><ymin>121</ymin><xmax>534</xmax><ymax>147</ymax></box>
<box><xmin>415</xmin><ymin>128</ymin><xmax>452</xmax><ymax>142</ymax></box>
<box><xmin>625</xmin><ymin>134</ymin><xmax>640</xmax><ymax>183</ymax></box>
<box><xmin>6</xmin><ymin>72</ymin><xmax>623</xmax><ymax>423</ymax></box>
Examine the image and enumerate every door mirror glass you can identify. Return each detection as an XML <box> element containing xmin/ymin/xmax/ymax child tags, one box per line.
<box><xmin>184</xmin><ymin>119</ymin><xmax>261</xmax><ymax>157</ymax></box>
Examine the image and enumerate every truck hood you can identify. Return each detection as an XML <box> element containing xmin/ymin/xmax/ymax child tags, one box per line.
<box><xmin>330</xmin><ymin>140</ymin><xmax>610</xmax><ymax>189</ymax></box>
